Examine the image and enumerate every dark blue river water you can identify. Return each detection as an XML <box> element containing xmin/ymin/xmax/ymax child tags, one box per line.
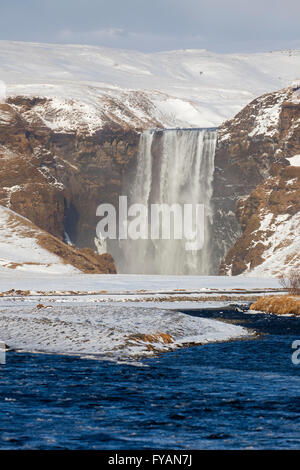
<box><xmin>1</xmin><ymin>310</ymin><xmax>300</xmax><ymax>449</ymax></box>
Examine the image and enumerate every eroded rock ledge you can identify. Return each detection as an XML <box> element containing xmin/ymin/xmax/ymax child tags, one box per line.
<box><xmin>213</xmin><ymin>85</ymin><xmax>300</xmax><ymax>276</ymax></box>
<box><xmin>0</xmin><ymin>97</ymin><xmax>143</xmax><ymax>271</ymax></box>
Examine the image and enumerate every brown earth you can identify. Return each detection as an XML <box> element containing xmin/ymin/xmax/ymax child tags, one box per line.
<box><xmin>37</xmin><ymin>233</ymin><xmax>116</xmax><ymax>274</ymax></box>
<box><xmin>127</xmin><ymin>332</ymin><xmax>174</xmax><ymax>344</ymax></box>
<box><xmin>126</xmin><ymin>332</ymin><xmax>174</xmax><ymax>352</ymax></box>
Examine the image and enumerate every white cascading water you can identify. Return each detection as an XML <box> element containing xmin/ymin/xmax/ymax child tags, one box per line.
<box><xmin>117</xmin><ymin>128</ymin><xmax>217</xmax><ymax>274</ymax></box>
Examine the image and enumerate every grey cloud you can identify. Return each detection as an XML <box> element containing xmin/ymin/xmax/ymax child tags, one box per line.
<box><xmin>0</xmin><ymin>0</ymin><xmax>300</xmax><ymax>52</ymax></box>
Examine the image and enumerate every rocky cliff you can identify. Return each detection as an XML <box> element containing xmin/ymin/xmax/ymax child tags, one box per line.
<box><xmin>1</xmin><ymin>82</ymin><xmax>300</xmax><ymax>277</ymax></box>
<box><xmin>215</xmin><ymin>84</ymin><xmax>300</xmax><ymax>276</ymax></box>
<box><xmin>0</xmin><ymin>96</ymin><xmax>148</xmax><ymax>272</ymax></box>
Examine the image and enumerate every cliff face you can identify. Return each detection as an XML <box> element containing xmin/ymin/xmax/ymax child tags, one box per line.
<box><xmin>0</xmin><ymin>97</ymin><xmax>141</xmax><ymax>257</ymax></box>
<box><xmin>0</xmin><ymin>101</ymin><xmax>65</xmax><ymax>240</ymax></box>
<box><xmin>216</xmin><ymin>85</ymin><xmax>300</xmax><ymax>276</ymax></box>
<box><xmin>1</xmin><ymin>84</ymin><xmax>300</xmax><ymax>277</ymax></box>
<box><xmin>48</xmin><ymin>126</ymin><xmax>140</xmax><ymax>248</ymax></box>
<box><xmin>0</xmin><ymin>205</ymin><xmax>116</xmax><ymax>274</ymax></box>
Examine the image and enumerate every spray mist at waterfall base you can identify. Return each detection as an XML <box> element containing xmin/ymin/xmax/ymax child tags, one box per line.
<box><xmin>96</xmin><ymin>197</ymin><xmax>206</xmax><ymax>255</ymax></box>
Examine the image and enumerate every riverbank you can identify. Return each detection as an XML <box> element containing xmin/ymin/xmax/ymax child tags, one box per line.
<box><xmin>250</xmin><ymin>295</ymin><xmax>300</xmax><ymax>315</ymax></box>
<box><xmin>2</xmin><ymin>309</ymin><xmax>300</xmax><ymax>449</ymax></box>
<box><xmin>0</xmin><ymin>274</ymin><xmax>282</xmax><ymax>362</ymax></box>
<box><xmin>0</xmin><ymin>303</ymin><xmax>251</xmax><ymax>362</ymax></box>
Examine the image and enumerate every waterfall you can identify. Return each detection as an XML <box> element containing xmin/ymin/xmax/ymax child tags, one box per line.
<box><xmin>115</xmin><ymin>128</ymin><xmax>217</xmax><ymax>275</ymax></box>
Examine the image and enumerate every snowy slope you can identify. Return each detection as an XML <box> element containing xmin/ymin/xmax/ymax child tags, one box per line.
<box><xmin>1</xmin><ymin>41</ymin><xmax>300</xmax><ymax>130</ymax></box>
<box><xmin>0</xmin><ymin>205</ymin><xmax>79</xmax><ymax>274</ymax></box>
<box><xmin>0</xmin><ymin>303</ymin><xmax>251</xmax><ymax>362</ymax></box>
<box><xmin>288</xmin><ymin>155</ymin><xmax>300</xmax><ymax>167</ymax></box>
<box><xmin>246</xmin><ymin>211</ymin><xmax>300</xmax><ymax>278</ymax></box>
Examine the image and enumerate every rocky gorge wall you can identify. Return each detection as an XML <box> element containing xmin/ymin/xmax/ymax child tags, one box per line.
<box><xmin>0</xmin><ymin>86</ymin><xmax>299</xmax><ymax>276</ymax></box>
<box><xmin>0</xmin><ymin>97</ymin><xmax>141</xmax><ymax>246</ymax></box>
<box><xmin>0</xmin><ymin>97</ymin><xmax>143</xmax><ymax>273</ymax></box>
<box><xmin>214</xmin><ymin>85</ymin><xmax>300</xmax><ymax>275</ymax></box>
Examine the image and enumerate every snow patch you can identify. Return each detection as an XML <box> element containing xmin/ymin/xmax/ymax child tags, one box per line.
<box><xmin>247</xmin><ymin>211</ymin><xmax>300</xmax><ymax>277</ymax></box>
<box><xmin>249</xmin><ymin>91</ymin><xmax>288</xmax><ymax>137</ymax></box>
<box><xmin>0</xmin><ymin>304</ymin><xmax>252</xmax><ymax>362</ymax></box>
<box><xmin>1</xmin><ymin>41</ymin><xmax>300</xmax><ymax>130</ymax></box>
<box><xmin>0</xmin><ymin>80</ymin><xmax>6</xmax><ymax>102</ymax></box>
<box><xmin>0</xmin><ymin>205</ymin><xmax>79</xmax><ymax>274</ymax></box>
<box><xmin>287</xmin><ymin>155</ymin><xmax>300</xmax><ymax>167</ymax></box>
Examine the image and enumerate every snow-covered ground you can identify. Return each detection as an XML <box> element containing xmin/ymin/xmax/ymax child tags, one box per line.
<box><xmin>0</xmin><ymin>202</ymin><xmax>280</xmax><ymax>297</ymax></box>
<box><xmin>1</xmin><ymin>41</ymin><xmax>300</xmax><ymax>129</ymax></box>
<box><xmin>0</xmin><ymin>271</ymin><xmax>280</xmax><ymax>294</ymax></box>
<box><xmin>0</xmin><ymin>205</ymin><xmax>79</xmax><ymax>274</ymax></box>
<box><xmin>287</xmin><ymin>155</ymin><xmax>300</xmax><ymax>167</ymax></box>
<box><xmin>0</xmin><ymin>270</ymin><xmax>275</xmax><ymax>362</ymax></box>
<box><xmin>0</xmin><ymin>303</ymin><xmax>251</xmax><ymax>363</ymax></box>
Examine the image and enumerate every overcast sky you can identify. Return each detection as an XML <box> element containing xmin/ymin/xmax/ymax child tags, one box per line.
<box><xmin>1</xmin><ymin>0</ymin><xmax>300</xmax><ymax>53</ymax></box>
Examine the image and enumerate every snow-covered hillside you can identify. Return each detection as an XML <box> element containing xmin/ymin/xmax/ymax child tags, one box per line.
<box><xmin>0</xmin><ymin>205</ymin><xmax>115</xmax><ymax>275</ymax></box>
<box><xmin>1</xmin><ymin>41</ymin><xmax>300</xmax><ymax>130</ymax></box>
<box><xmin>246</xmin><ymin>211</ymin><xmax>300</xmax><ymax>277</ymax></box>
<box><xmin>0</xmin><ymin>205</ymin><xmax>79</xmax><ymax>274</ymax></box>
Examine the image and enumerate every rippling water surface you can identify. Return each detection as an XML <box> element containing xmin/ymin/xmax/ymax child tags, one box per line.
<box><xmin>1</xmin><ymin>310</ymin><xmax>300</xmax><ymax>449</ymax></box>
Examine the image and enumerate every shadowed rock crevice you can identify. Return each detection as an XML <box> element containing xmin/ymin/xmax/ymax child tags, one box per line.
<box><xmin>63</xmin><ymin>199</ymin><xmax>79</xmax><ymax>245</ymax></box>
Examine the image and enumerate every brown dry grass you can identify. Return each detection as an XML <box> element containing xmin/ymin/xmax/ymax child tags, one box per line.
<box><xmin>127</xmin><ymin>332</ymin><xmax>174</xmax><ymax>344</ymax></box>
<box><xmin>250</xmin><ymin>295</ymin><xmax>300</xmax><ymax>315</ymax></box>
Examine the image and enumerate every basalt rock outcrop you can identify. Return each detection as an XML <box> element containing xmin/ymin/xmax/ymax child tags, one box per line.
<box><xmin>0</xmin><ymin>96</ymin><xmax>145</xmax><ymax>271</ymax></box>
<box><xmin>0</xmin><ymin>97</ymin><xmax>142</xmax><ymax>246</ymax></box>
<box><xmin>215</xmin><ymin>84</ymin><xmax>300</xmax><ymax>276</ymax></box>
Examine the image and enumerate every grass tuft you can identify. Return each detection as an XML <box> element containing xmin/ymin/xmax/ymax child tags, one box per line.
<box><xmin>250</xmin><ymin>295</ymin><xmax>300</xmax><ymax>315</ymax></box>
